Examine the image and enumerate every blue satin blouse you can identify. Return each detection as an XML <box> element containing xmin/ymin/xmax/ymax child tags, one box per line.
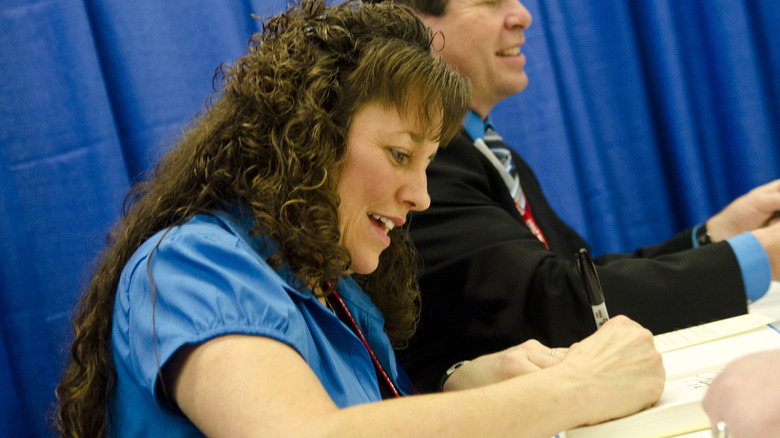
<box><xmin>108</xmin><ymin>209</ymin><xmax>414</xmax><ymax>437</ymax></box>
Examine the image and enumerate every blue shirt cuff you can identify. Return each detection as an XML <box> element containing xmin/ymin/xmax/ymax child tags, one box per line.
<box><xmin>691</xmin><ymin>224</ymin><xmax>703</xmax><ymax>248</ymax></box>
<box><xmin>725</xmin><ymin>232</ymin><xmax>771</xmax><ymax>302</ymax></box>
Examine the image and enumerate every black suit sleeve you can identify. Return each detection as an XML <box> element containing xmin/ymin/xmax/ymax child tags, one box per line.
<box><xmin>399</xmin><ymin>132</ymin><xmax>747</xmax><ymax>393</ymax></box>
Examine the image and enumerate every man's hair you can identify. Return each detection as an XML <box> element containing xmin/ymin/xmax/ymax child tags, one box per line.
<box><xmin>53</xmin><ymin>0</ymin><xmax>469</xmax><ymax>436</ymax></box>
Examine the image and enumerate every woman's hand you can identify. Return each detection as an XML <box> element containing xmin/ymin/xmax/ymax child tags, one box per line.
<box><xmin>443</xmin><ymin>340</ymin><xmax>568</xmax><ymax>391</ymax></box>
<box><xmin>556</xmin><ymin>315</ymin><xmax>666</xmax><ymax>426</ymax></box>
<box><xmin>444</xmin><ymin>315</ymin><xmax>665</xmax><ymax>431</ymax></box>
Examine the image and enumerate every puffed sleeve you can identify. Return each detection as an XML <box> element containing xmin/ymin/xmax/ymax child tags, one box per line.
<box><xmin>112</xmin><ymin>216</ymin><xmax>307</xmax><ymax>405</ymax></box>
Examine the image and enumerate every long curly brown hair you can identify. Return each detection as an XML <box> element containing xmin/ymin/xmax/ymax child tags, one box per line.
<box><xmin>53</xmin><ymin>0</ymin><xmax>469</xmax><ymax>436</ymax></box>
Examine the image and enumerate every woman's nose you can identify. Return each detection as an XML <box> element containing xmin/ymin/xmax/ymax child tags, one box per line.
<box><xmin>400</xmin><ymin>171</ymin><xmax>431</xmax><ymax>212</ymax></box>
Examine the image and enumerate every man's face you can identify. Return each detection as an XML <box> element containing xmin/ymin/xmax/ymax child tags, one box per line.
<box><xmin>422</xmin><ymin>0</ymin><xmax>532</xmax><ymax>117</ymax></box>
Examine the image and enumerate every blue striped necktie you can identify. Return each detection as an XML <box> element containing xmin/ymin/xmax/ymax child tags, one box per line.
<box><xmin>481</xmin><ymin>127</ymin><xmax>549</xmax><ymax>249</ymax></box>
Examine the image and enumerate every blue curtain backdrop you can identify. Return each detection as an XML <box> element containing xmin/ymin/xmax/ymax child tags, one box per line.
<box><xmin>0</xmin><ymin>0</ymin><xmax>778</xmax><ymax>435</ymax></box>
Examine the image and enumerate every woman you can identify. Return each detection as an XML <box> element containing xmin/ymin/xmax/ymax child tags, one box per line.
<box><xmin>55</xmin><ymin>1</ymin><xmax>664</xmax><ymax>437</ymax></box>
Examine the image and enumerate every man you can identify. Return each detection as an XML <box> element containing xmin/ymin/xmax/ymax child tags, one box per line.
<box><xmin>389</xmin><ymin>0</ymin><xmax>780</xmax><ymax>392</ymax></box>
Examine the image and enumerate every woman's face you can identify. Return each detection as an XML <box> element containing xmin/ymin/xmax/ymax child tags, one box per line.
<box><xmin>336</xmin><ymin>102</ymin><xmax>440</xmax><ymax>275</ymax></box>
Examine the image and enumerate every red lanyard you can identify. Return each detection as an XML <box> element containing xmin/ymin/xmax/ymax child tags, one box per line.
<box><xmin>331</xmin><ymin>291</ymin><xmax>402</xmax><ymax>398</ymax></box>
<box><xmin>514</xmin><ymin>192</ymin><xmax>549</xmax><ymax>250</ymax></box>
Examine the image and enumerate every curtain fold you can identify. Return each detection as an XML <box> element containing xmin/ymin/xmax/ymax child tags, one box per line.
<box><xmin>1</xmin><ymin>1</ymin><xmax>130</xmax><ymax>435</ymax></box>
<box><xmin>1</xmin><ymin>1</ymin><xmax>778</xmax><ymax>436</ymax></box>
<box><xmin>83</xmin><ymin>1</ymin><xmax>265</xmax><ymax>176</ymax></box>
<box><xmin>0</xmin><ymin>333</ymin><xmax>27</xmax><ymax>436</ymax></box>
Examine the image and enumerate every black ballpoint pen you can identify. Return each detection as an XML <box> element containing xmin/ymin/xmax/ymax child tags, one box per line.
<box><xmin>575</xmin><ymin>248</ymin><xmax>610</xmax><ymax>329</ymax></box>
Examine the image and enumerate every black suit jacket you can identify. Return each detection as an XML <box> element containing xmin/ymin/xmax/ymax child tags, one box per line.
<box><xmin>399</xmin><ymin>131</ymin><xmax>747</xmax><ymax>392</ymax></box>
